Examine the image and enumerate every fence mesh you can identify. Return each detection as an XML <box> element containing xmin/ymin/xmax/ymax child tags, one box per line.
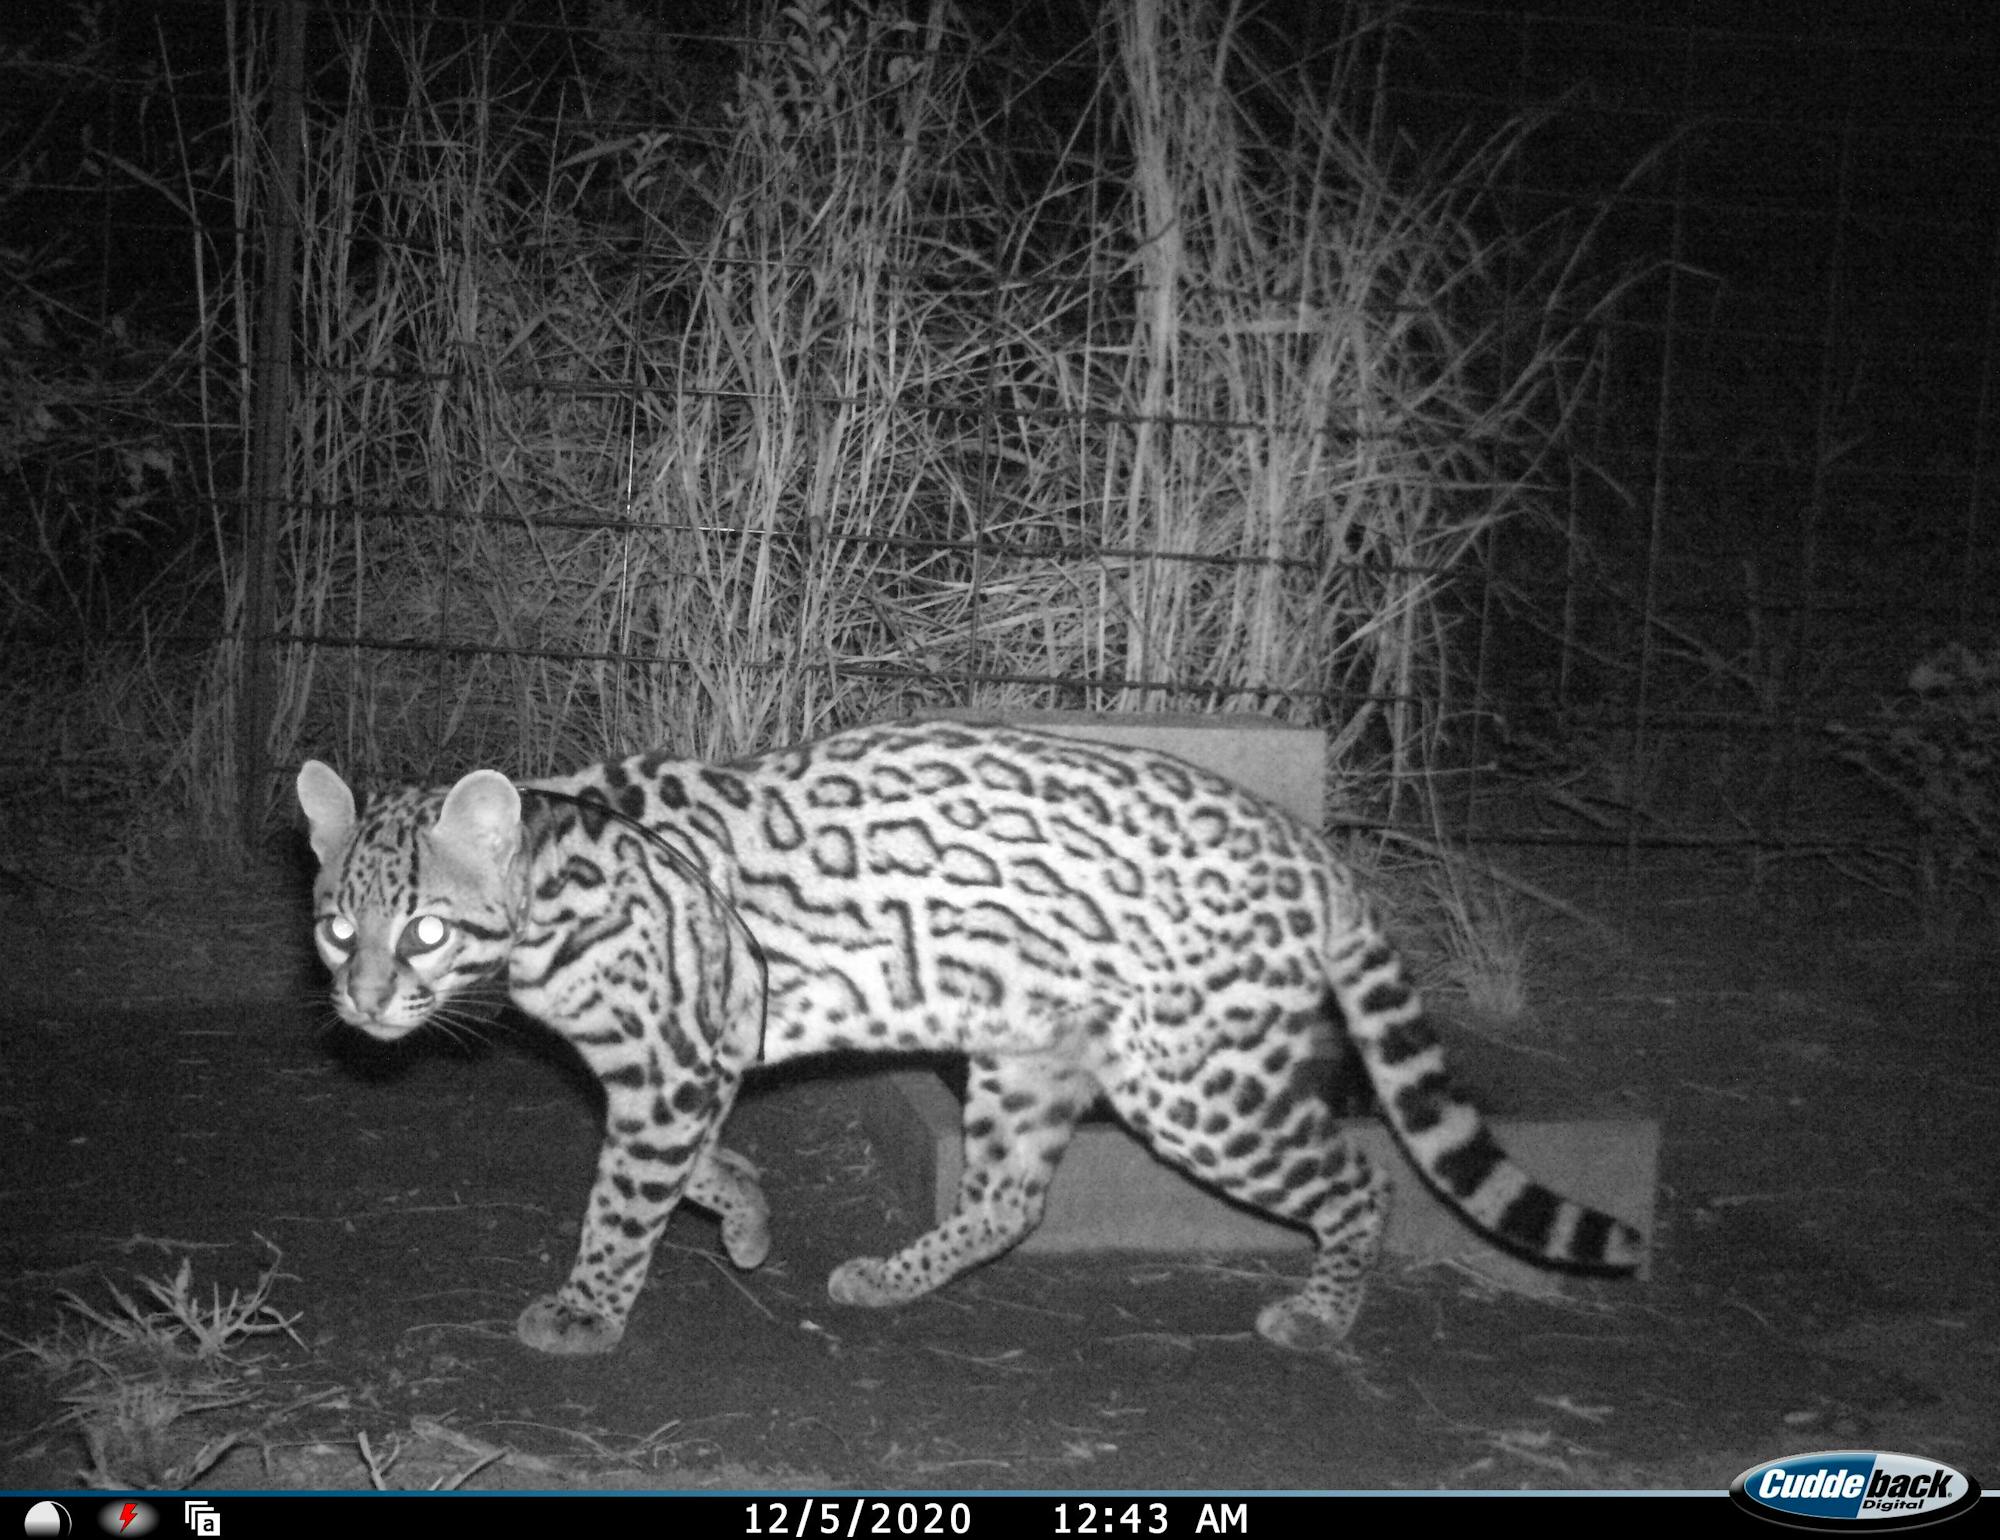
<box><xmin>8</xmin><ymin>0</ymin><xmax>1996</xmax><ymax>884</ymax></box>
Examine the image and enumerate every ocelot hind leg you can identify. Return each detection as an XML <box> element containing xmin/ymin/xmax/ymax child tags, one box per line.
<box><xmin>828</xmin><ymin>1052</ymin><xmax>1093</xmax><ymax>1308</ymax></box>
<box><xmin>683</xmin><ymin>1143</ymin><xmax>772</xmax><ymax>1270</ymax></box>
<box><xmin>518</xmin><ymin>1071</ymin><xmax>745</xmax><ymax>1356</ymax></box>
<box><xmin>1115</xmin><ymin>1053</ymin><xmax>1389</xmax><ymax>1353</ymax></box>
<box><xmin>1241</xmin><ymin>1115</ymin><xmax>1390</xmax><ymax>1353</ymax></box>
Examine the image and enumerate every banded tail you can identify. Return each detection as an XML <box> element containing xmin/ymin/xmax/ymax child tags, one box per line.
<box><xmin>1332</xmin><ymin>927</ymin><xmax>1645</xmax><ymax>1275</ymax></box>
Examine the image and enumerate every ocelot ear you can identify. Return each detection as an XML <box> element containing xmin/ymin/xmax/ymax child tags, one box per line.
<box><xmin>434</xmin><ymin>769</ymin><xmax>522</xmax><ymax>870</ymax></box>
<box><xmin>297</xmin><ymin>760</ymin><xmax>358</xmax><ymax>866</ymax></box>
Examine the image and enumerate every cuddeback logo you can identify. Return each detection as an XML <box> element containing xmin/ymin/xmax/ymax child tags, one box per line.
<box><xmin>1730</xmin><ymin>1450</ymin><xmax>1982</xmax><ymax>1530</ymax></box>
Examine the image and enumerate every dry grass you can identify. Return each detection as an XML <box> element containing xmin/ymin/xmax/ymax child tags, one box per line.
<box><xmin>5</xmin><ymin>1247</ymin><xmax>303</xmax><ymax>1489</ymax></box>
<box><xmin>149</xmin><ymin>0</ymin><xmax>1613</xmax><ymax>831</ymax></box>
<box><xmin>0</xmin><ymin>0</ymin><xmax>1633</xmax><ymax>1044</ymax></box>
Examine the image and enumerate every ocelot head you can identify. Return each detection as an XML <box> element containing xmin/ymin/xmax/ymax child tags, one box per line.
<box><xmin>296</xmin><ymin>762</ymin><xmax>523</xmax><ymax>1040</ymax></box>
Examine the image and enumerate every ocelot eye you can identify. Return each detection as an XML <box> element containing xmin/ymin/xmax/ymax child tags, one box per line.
<box><xmin>399</xmin><ymin>914</ymin><xmax>452</xmax><ymax>957</ymax></box>
<box><xmin>316</xmin><ymin>916</ymin><xmax>356</xmax><ymax>953</ymax></box>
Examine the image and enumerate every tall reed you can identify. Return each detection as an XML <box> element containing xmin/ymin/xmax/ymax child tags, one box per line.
<box><xmin>200</xmin><ymin>0</ymin><xmax>1604</xmax><ymax>830</ymax></box>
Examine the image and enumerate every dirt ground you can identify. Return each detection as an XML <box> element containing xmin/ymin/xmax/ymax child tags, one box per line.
<box><xmin>0</xmin><ymin>850</ymin><xmax>1993</xmax><ymax>1493</ymax></box>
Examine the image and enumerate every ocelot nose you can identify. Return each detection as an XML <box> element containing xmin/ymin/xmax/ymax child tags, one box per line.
<box><xmin>348</xmin><ymin>955</ymin><xmax>400</xmax><ymax>1015</ymax></box>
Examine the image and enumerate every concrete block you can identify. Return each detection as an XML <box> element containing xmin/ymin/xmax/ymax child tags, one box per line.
<box><xmin>863</xmin><ymin>1070</ymin><xmax>1656</xmax><ymax>1288</ymax></box>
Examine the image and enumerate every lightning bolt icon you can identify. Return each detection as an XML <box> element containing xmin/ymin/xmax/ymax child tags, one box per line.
<box><xmin>119</xmin><ymin>1504</ymin><xmax>138</xmax><ymax>1533</ymax></box>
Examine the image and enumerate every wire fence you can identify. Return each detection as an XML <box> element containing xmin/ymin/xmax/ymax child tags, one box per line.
<box><xmin>1388</xmin><ymin>4</ymin><xmax>2000</xmax><ymax>867</ymax></box>
<box><xmin>9</xmin><ymin>0</ymin><xmax>1998</xmax><ymax>883</ymax></box>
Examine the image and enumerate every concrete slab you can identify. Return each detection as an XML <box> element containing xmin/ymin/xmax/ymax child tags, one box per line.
<box><xmin>864</xmin><ymin>1070</ymin><xmax>1657</xmax><ymax>1288</ymax></box>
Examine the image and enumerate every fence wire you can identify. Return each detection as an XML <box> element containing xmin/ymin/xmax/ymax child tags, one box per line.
<box><xmin>11</xmin><ymin>1</ymin><xmax>1997</xmax><ymax>881</ymax></box>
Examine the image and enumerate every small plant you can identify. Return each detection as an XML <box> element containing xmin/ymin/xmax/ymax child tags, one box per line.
<box><xmin>52</xmin><ymin>1251</ymin><xmax>305</xmax><ymax>1363</ymax></box>
<box><xmin>1348</xmin><ymin>830</ymin><xmax>1545</xmax><ymax>1024</ymax></box>
<box><xmin>1832</xmin><ymin>643</ymin><xmax>2000</xmax><ymax>915</ymax></box>
<box><xmin>1428</xmin><ymin>858</ymin><xmax>1531</xmax><ymax>1022</ymax></box>
<box><xmin>6</xmin><ymin>1246</ymin><xmax>303</xmax><ymax>1489</ymax></box>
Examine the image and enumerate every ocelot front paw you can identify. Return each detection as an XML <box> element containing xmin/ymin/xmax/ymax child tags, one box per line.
<box><xmin>722</xmin><ymin>1203</ymin><xmax>772</xmax><ymax>1271</ymax></box>
<box><xmin>516</xmin><ymin>1294</ymin><xmax>626</xmax><ymax>1355</ymax></box>
<box><xmin>827</xmin><ymin>1256</ymin><xmax>904</xmax><ymax>1307</ymax></box>
<box><xmin>1254</xmin><ymin>1294</ymin><xmax>1353</xmax><ymax>1355</ymax></box>
<box><xmin>708</xmin><ymin>1147</ymin><xmax>773</xmax><ymax>1270</ymax></box>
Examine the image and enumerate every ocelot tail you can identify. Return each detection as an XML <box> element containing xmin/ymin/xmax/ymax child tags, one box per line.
<box><xmin>298</xmin><ymin>719</ymin><xmax>1643</xmax><ymax>1356</ymax></box>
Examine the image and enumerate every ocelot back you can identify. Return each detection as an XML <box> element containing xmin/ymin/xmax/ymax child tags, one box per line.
<box><xmin>297</xmin><ymin>719</ymin><xmax>1642</xmax><ymax>1356</ymax></box>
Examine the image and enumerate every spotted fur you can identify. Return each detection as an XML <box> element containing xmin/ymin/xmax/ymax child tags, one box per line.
<box><xmin>297</xmin><ymin>719</ymin><xmax>1643</xmax><ymax>1355</ymax></box>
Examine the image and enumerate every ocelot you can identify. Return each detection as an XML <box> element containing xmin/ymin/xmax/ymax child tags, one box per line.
<box><xmin>297</xmin><ymin>719</ymin><xmax>1642</xmax><ymax>1356</ymax></box>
